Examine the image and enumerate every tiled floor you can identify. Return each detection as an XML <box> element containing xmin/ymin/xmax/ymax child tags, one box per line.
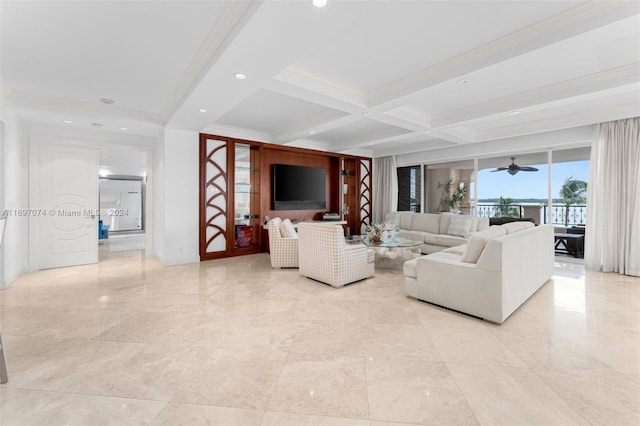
<box><xmin>0</xmin><ymin>251</ymin><xmax>638</xmax><ymax>425</ymax></box>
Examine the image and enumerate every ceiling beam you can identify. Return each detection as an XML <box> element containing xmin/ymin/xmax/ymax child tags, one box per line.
<box><xmin>367</xmin><ymin>1</ymin><xmax>640</xmax><ymax>110</ymax></box>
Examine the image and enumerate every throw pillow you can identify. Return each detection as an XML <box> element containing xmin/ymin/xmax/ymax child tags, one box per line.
<box><xmin>280</xmin><ymin>218</ymin><xmax>298</xmax><ymax>238</ymax></box>
<box><xmin>447</xmin><ymin>216</ymin><xmax>472</xmax><ymax>237</ymax></box>
<box><xmin>461</xmin><ymin>225</ymin><xmax>507</xmax><ymax>263</ymax></box>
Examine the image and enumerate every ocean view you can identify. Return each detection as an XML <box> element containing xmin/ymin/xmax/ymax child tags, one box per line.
<box><xmin>477</xmin><ymin>160</ymin><xmax>589</xmax><ymax>200</ymax></box>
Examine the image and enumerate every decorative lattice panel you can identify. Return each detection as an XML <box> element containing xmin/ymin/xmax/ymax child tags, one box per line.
<box><xmin>203</xmin><ymin>139</ymin><xmax>228</xmax><ymax>255</ymax></box>
<box><xmin>360</xmin><ymin>158</ymin><xmax>371</xmax><ymax>229</ymax></box>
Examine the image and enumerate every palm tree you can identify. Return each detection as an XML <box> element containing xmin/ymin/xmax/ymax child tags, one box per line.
<box><xmin>559</xmin><ymin>177</ymin><xmax>587</xmax><ymax>226</ymax></box>
<box><xmin>496</xmin><ymin>196</ymin><xmax>519</xmax><ymax>217</ymax></box>
<box><xmin>437</xmin><ymin>178</ymin><xmax>466</xmax><ymax>212</ymax></box>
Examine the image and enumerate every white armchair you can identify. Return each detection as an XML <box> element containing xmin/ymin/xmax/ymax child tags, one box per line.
<box><xmin>267</xmin><ymin>217</ymin><xmax>299</xmax><ymax>268</ymax></box>
<box><xmin>297</xmin><ymin>222</ymin><xmax>375</xmax><ymax>288</ymax></box>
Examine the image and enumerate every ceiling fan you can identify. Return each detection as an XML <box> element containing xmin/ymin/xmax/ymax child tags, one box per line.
<box><xmin>490</xmin><ymin>157</ymin><xmax>539</xmax><ymax>175</ymax></box>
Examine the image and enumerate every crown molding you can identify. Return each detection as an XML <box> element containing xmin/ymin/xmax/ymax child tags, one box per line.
<box><xmin>200</xmin><ymin>123</ymin><xmax>270</xmax><ymax>143</ymax></box>
<box><xmin>162</xmin><ymin>0</ymin><xmax>262</xmax><ymax>122</ymax></box>
<box><xmin>5</xmin><ymin>90</ymin><xmax>164</xmax><ymax>125</ymax></box>
<box><xmin>273</xmin><ymin>67</ymin><xmax>368</xmax><ymax>109</ymax></box>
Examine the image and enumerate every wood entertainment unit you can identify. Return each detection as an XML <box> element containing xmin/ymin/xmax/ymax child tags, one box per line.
<box><xmin>199</xmin><ymin>133</ymin><xmax>372</xmax><ymax>260</ymax></box>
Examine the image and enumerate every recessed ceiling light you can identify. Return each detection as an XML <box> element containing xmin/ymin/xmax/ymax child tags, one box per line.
<box><xmin>99</xmin><ymin>98</ymin><xmax>114</xmax><ymax>104</ymax></box>
<box><xmin>63</xmin><ymin>120</ymin><xmax>72</xmax><ymax>124</ymax></box>
<box><xmin>91</xmin><ymin>122</ymin><xmax>103</xmax><ymax>128</ymax></box>
<box><xmin>457</xmin><ymin>78</ymin><xmax>470</xmax><ymax>85</ymax></box>
<box><xmin>312</xmin><ymin>0</ymin><xmax>327</xmax><ymax>8</ymax></box>
<box><xmin>120</xmin><ymin>127</ymin><xmax>127</xmax><ymax>131</ymax></box>
<box><xmin>308</xmin><ymin>130</ymin><xmax>316</xmax><ymax>134</ymax></box>
<box><xmin>368</xmin><ymin>142</ymin><xmax>373</xmax><ymax>146</ymax></box>
<box><xmin>234</xmin><ymin>73</ymin><xmax>246</xmax><ymax>80</ymax></box>
<box><xmin>509</xmin><ymin>110</ymin><xmax>520</xmax><ymax>116</ymax></box>
<box><xmin>425</xmin><ymin>130</ymin><xmax>432</xmax><ymax>134</ymax></box>
<box><xmin>199</xmin><ymin>108</ymin><xmax>208</xmax><ymax>113</ymax></box>
<box><xmin>362</xmin><ymin>112</ymin><xmax>370</xmax><ymax>116</ymax></box>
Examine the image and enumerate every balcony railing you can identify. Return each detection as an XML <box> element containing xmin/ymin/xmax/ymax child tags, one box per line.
<box><xmin>476</xmin><ymin>204</ymin><xmax>586</xmax><ymax>226</ymax></box>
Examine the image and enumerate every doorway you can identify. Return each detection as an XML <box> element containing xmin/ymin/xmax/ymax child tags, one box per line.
<box><xmin>30</xmin><ymin>138</ymin><xmax>151</xmax><ymax>271</ymax></box>
<box><xmin>98</xmin><ymin>148</ymin><xmax>147</xmax><ymax>258</ymax></box>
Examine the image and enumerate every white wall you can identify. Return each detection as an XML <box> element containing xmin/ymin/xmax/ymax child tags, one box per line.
<box><xmin>154</xmin><ymin>127</ymin><xmax>199</xmax><ymax>266</ymax></box>
<box><xmin>0</xmin><ymin>114</ymin><xmax>159</xmax><ymax>287</ymax></box>
<box><xmin>1</xmin><ymin>108</ymin><xmax>29</xmax><ymax>288</ymax></box>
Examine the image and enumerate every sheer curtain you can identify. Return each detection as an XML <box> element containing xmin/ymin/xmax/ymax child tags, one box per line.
<box><xmin>373</xmin><ymin>156</ymin><xmax>398</xmax><ymax>223</ymax></box>
<box><xmin>585</xmin><ymin>117</ymin><xmax>640</xmax><ymax>276</ymax></box>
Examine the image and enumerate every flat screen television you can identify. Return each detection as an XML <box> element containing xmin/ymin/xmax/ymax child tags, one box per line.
<box><xmin>272</xmin><ymin>164</ymin><xmax>327</xmax><ymax>210</ymax></box>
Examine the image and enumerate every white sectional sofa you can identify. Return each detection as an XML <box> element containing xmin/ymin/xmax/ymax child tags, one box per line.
<box><xmin>385</xmin><ymin>212</ymin><xmax>490</xmax><ymax>254</ymax></box>
<box><xmin>403</xmin><ymin>222</ymin><xmax>555</xmax><ymax>324</ymax></box>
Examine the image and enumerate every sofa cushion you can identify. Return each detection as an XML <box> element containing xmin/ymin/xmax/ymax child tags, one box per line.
<box><xmin>447</xmin><ymin>216</ymin><xmax>473</xmax><ymax>236</ymax></box>
<box><xmin>476</xmin><ymin>217</ymin><xmax>490</xmax><ymax>232</ymax></box>
<box><xmin>424</xmin><ymin>233</ymin><xmax>467</xmax><ymax>247</ymax></box>
<box><xmin>410</xmin><ymin>213</ymin><xmax>440</xmax><ymax>234</ymax></box>
<box><xmin>439</xmin><ymin>213</ymin><xmax>453</xmax><ymax>234</ymax></box>
<box><xmin>502</xmin><ymin>221</ymin><xmax>535</xmax><ymax>234</ymax></box>
<box><xmin>399</xmin><ymin>212</ymin><xmax>414</xmax><ymax>230</ymax></box>
<box><xmin>280</xmin><ymin>219</ymin><xmax>298</xmax><ymax>238</ymax></box>
<box><xmin>398</xmin><ymin>230</ymin><xmax>428</xmax><ymax>242</ymax></box>
<box><xmin>443</xmin><ymin>245</ymin><xmax>466</xmax><ymax>256</ymax></box>
<box><xmin>461</xmin><ymin>226</ymin><xmax>506</xmax><ymax>263</ymax></box>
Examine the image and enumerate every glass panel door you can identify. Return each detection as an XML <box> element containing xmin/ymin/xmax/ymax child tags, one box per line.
<box><xmin>234</xmin><ymin>143</ymin><xmax>260</xmax><ymax>251</ymax></box>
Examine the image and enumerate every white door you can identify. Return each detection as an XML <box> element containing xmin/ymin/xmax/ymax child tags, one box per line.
<box><xmin>36</xmin><ymin>143</ymin><xmax>98</xmax><ymax>269</ymax></box>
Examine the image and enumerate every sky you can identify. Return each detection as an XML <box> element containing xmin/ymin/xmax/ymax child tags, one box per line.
<box><xmin>477</xmin><ymin>160</ymin><xmax>589</xmax><ymax>200</ymax></box>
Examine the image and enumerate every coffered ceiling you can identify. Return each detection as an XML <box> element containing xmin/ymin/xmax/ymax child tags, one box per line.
<box><xmin>2</xmin><ymin>0</ymin><xmax>638</xmax><ymax>158</ymax></box>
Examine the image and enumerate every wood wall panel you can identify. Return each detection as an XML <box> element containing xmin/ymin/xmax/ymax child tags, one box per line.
<box><xmin>260</xmin><ymin>147</ymin><xmax>340</xmax><ymax>222</ymax></box>
<box><xmin>199</xmin><ymin>133</ymin><xmax>370</xmax><ymax>258</ymax></box>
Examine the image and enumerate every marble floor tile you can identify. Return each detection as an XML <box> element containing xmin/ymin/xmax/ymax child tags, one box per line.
<box><xmin>173</xmin><ymin>347</ymin><xmax>287</xmax><ymax>410</ymax></box>
<box><xmin>290</xmin><ymin>320</ymin><xmax>363</xmax><ymax>357</ymax></box>
<box><xmin>536</xmin><ymin>366</ymin><xmax>640</xmax><ymax>425</ymax></box>
<box><xmin>365</xmin><ymin>356</ymin><xmax>478</xmax><ymax>424</ymax></box>
<box><xmin>448</xmin><ymin>363</ymin><xmax>588</xmax><ymax>425</ymax></box>
<box><xmin>0</xmin><ymin>387</ymin><xmax>165</xmax><ymax>426</ymax></box>
<box><xmin>361</xmin><ymin>323</ymin><xmax>441</xmax><ymax>363</ymax></box>
<box><xmin>151</xmin><ymin>403</ymin><xmax>263</xmax><ymax>426</ymax></box>
<box><xmin>428</xmin><ymin>325</ymin><xmax>526</xmax><ymax>367</ymax></box>
<box><xmin>268</xmin><ymin>352</ymin><xmax>369</xmax><ymax>419</ymax></box>
<box><xmin>0</xmin><ymin>251</ymin><xmax>638</xmax><ymax>425</ymax></box>
<box><xmin>260</xmin><ymin>411</ymin><xmax>370</xmax><ymax>426</ymax></box>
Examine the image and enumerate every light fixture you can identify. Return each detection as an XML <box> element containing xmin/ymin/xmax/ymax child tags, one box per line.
<box><xmin>100</xmin><ymin>98</ymin><xmax>114</xmax><ymax>104</ymax></box>
<box><xmin>63</xmin><ymin>120</ymin><xmax>72</xmax><ymax>124</ymax></box>
<box><xmin>362</xmin><ymin>112</ymin><xmax>370</xmax><ymax>116</ymax></box>
<box><xmin>234</xmin><ymin>73</ymin><xmax>246</xmax><ymax>80</ymax></box>
<box><xmin>509</xmin><ymin>110</ymin><xmax>520</xmax><ymax>116</ymax></box>
<box><xmin>312</xmin><ymin>0</ymin><xmax>327</xmax><ymax>8</ymax></box>
<box><xmin>308</xmin><ymin>130</ymin><xmax>316</xmax><ymax>134</ymax></box>
<box><xmin>424</xmin><ymin>130</ymin><xmax>432</xmax><ymax>134</ymax></box>
<box><xmin>199</xmin><ymin>108</ymin><xmax>208</xmax><ymax>113</ymax></box>
<box><xmin>456</xmin><ymin>78</ymin><xmax>470</xmax><ymax>85</ymax></box>
<box><xmin>120</xmin><ymin>127</ymin><xmax>127</xmax><ymax>131</ymax></box>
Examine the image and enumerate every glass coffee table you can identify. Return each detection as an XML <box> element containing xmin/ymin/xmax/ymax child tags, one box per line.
<box><xmin>346</xmin><ymin>236</ymin><xmax>423</xmax><ymax>267</ymax></box>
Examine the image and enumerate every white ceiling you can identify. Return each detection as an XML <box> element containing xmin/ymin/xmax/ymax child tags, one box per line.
<box><xmin>2</xmin><ymin>0</ymin><xmax>639</xmax><ymax>158</ymax></box>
